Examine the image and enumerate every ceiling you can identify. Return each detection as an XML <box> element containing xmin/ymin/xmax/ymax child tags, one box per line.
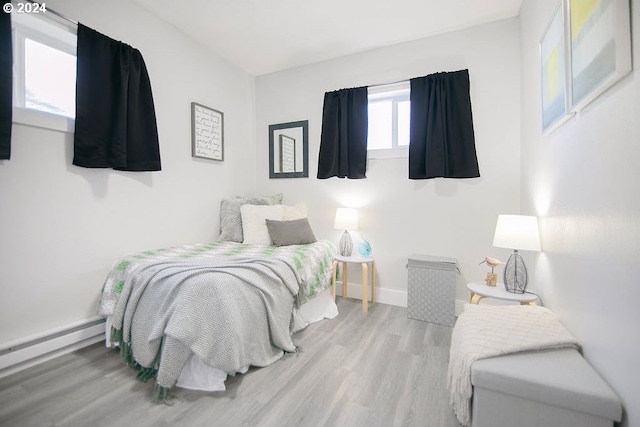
<box><xmin>133</xmin><ymin>0</ymin><xmax>523</xmax><ymax>76</ymax></box>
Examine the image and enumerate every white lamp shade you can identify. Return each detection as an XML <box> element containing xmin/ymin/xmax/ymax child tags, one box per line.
<box><xmin>493</xmin><ymin>215</ymin><xmax>541</xmax><ymax>251</ymax></box>
<box><xmin>334</xmin><ymin>207</ymin><xmax>358</xmax><ymax>231</ymax></box>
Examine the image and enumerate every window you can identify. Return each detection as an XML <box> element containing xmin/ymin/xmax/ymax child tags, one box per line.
<box><xmin>24</xmin><ymin>38</ymin><xmax>76</xmax><ymax>117</ymax></box>
<box><xmin>11</xmin><ymin>12</ymin><xmax>77</xmax><ymax>132</ymax></box>
<box><xmin>367</xmin><ymin>81</ymin><xmax>410</xmax><ymax>158</ymax></box>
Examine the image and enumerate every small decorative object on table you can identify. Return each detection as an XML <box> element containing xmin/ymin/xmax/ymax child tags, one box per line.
<box><xmin>479</xmin><ymin>256</ymin><xmax>501</xmax><ymax>287</ymax></box>
<box><xmin>358</xmin><ymin>239</ymin><xmax>372</xmax><ymax>257</ymax></box>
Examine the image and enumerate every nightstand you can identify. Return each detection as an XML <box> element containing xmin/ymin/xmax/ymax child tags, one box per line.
<box><xmin>467</xmin><ymin>281</ymin><xmax>538</xmax><ymax>305</ymax></box>
<box><xmin>331</xmin><ymin>254</ymin><xmax>375</xmax><ymax>313</ymax></box>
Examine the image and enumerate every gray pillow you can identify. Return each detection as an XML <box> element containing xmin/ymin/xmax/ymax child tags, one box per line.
<box><xmin>266</xmin><ymin>218</ymin><xmax>317</xmax><ymax>246</ymax></box>
<box><xmin>219</xmin><ymin>197</ymin><xmax>268</xmax><ymax>242</ymax></box>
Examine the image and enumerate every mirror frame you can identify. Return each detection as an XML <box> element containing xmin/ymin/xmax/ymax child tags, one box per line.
<box><xmin>269</xmin><ymin>120</ymin><xmax>309</xmax><ymax>179</ymax></box>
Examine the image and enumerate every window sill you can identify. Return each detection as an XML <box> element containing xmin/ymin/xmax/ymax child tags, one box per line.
<box><xmin>13</xmin><ymin>107</ymin><xmax>75</xmax><ymax>134</ymax></box>
<box><xmin>367</xmin><ymin>147</ymin><xmax>408</xmax><ymax>159</ymax></box>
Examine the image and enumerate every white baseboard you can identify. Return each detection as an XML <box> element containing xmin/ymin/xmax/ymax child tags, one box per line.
<box><xmin>0</xmin><ymin>316</ymin><xmax>106</xmax><ymax>379</ymax></box>
<box><xmin>336</xmin><ymin>281</ymin><xmax>407</xmax><ymax>307</ymax></box>
<box><xmin>337</xmin><ymin>281</ymin><xmax>467</xmax><ymax>317</ymax></box>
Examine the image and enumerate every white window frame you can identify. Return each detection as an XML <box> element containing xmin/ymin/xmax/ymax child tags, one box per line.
<box><xmin>11</xmin><ymin>11</ymin><xmax>77</xmax><ymax>133</ymax></box>
<box><xmin>367</xmin><ymin>81</ymin><xmax>410</xmax><ymax>159</ymax></box>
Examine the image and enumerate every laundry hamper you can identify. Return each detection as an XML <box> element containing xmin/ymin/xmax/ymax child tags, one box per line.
<box><xmin>407</xmin><ymin>254</ymin><xmax>458</xmax><ymax>326</ymax></box>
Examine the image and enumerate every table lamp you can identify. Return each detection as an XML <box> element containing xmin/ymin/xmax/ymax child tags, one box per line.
<box><xmin>334</xmin><ymin>207</ymin><xmax>358</xmax><ymax>256</ymax></box>
<box><xmin>492</xmin><ymin>214</ymin><xmax>541</xmax><ymax>293</ymax></box>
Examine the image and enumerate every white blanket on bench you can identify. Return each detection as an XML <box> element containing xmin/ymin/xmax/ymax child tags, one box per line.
<box><xmin>447</xmin><ymin>305</ymin><xmax>580</xmax><ymax>427</ymax></box>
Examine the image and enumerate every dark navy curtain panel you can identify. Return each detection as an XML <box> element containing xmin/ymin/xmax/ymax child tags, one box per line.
<box><xmin>317</xmin><ymin>86</ymin><xmax>368</xmax><ymax>179</ymax></box>
<box><xmin>0</xmin><ymin>12</ymin><xmax>12</xmax><ymax>160</ymax></box>
<box><xmin>73</xmin><ymin>24</ymin><xmax>161</xmax><ymax>171</ymax></box>
<box><xmin>409</xmin><ymin>69</ymin><xmax>479</xmax><ymax>179</ymax></box>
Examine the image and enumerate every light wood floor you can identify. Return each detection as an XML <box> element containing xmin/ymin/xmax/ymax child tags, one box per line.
<box><xmin>0</xmin><ymin>299</ymin><xmax>461</xmax><ymax>427</ymax></box>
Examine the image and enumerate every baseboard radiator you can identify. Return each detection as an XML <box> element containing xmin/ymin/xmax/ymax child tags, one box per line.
<box><xmin>0</xmin><ymin>316</ymin><xmax>106</xmax><ymax>379</ymax></box>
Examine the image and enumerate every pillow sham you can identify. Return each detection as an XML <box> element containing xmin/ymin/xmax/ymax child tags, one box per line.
<box><xmin>266</xmin><ymin>218</ymin><xmax>317</xmax><ymax>246</ymax></box>
<box><xmin>219</xmin><ymin>196</ymin><xmax>272</xmax><ymax>242</ymax></box>
<box><xmin>241</xmin><ymin>204</ymin><xmax>284</xmax><ymax>245</ymax></box>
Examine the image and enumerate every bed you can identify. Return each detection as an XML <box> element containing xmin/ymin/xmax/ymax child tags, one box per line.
<box><xmin>98</xmin><ymin>199</ymin><xmax>338</xmax><ymax>399</ymax></box>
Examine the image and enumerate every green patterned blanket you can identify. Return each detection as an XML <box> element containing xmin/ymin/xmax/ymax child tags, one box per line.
<box><xmin>99</xmin><ymin>240</ymin><xmax>336</xmax><ymax>317</ymax></box>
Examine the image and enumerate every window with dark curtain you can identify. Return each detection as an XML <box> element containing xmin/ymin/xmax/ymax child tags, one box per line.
<box><xmin>0</xmin><ymin>12</ymin><xmax>12</xmax><ymax>160</ymax></box>
<box><xmin>317</xmin><ymin>86</ymin><xmax>368</xmax><ymax>179</ymax></box>
<box><xmin>409</xmin><ymin>69</ymin><xmax>479</xmax><ymax>179</ymax></box>
<box><xmin>73</xmin><ymin>24</ymin><xmax>161</xmax><ymax>172</ymax></box>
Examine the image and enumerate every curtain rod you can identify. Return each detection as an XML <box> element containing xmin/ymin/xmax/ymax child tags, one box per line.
<box><xmin>367</xmin><ymin>78</ymin><xmax>410</xmax><ymax>89</ymax></box>
<box><xmin>27</xmin><ymin>1</ymin><xmax>78</xmax><ymax>26</ymax></box>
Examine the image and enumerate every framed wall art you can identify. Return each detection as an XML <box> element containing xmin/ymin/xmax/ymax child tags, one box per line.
<box><xmin>269</xmin><ymin>120</ymin><xmax>308</xmax><ymax>178</ymax></box>
<box><xmin>567</xmin><ymin>0</ymin><xmax>631</xmax><ymax>112</ymax></box>
<box><xmin>540</xmin><ymin>2</ymin><xmax>572</xmax><ymax>133</ymax></box>
<box><xmin>539</xmin><ymin>0</ymin><xmax>631</xmax><ymax>134</ymax></box>
<box><xmin>191</xmin><ymin>102</ymin><xmax>224</xmax><ymax>161</ymax></box>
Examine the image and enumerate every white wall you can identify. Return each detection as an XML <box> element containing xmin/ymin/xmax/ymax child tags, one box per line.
<box><xmin>520</xmin><ymin>2</ymin><xmax>639</xmax><ymax>426</ymax></box>
<box><xmin>0</xmin><ymin>0</ymin><xmax>256</xmax><ymax>344</ymax></box>
<box><xmin>254</xmin><ymin>19</ymin><xmax>522</xmax><ymax>306</ymax></box>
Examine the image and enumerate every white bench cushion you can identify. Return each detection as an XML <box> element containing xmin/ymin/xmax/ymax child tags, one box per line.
<box><xmin>471</xmin><ymin>348</ymin><xmax>621</xmax><ymax>422</ymax></box>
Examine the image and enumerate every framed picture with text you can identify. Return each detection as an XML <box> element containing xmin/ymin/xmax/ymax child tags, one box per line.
<box><xmin>191</xmin><ymin>102</ymin><xmax>224</xmax><ymax>161</ymax></box>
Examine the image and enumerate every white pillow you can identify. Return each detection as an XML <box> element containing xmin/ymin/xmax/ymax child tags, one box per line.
<box><xmin>282</xmin><ymin>202</ymin><xmax>308</xmax><ymax>220</ymax></box>
<box><xmin>241</xmin><ymin>204</ymin><xmax>284</xmax><ymax>245</ymax></box>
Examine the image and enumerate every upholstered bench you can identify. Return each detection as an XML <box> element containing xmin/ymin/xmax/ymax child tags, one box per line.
<box><xmin>470</xmin><ymin>348</ymin><xmax>622</xmax><ymax>427</ymax></box>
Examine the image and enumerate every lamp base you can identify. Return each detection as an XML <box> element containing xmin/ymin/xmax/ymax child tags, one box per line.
<box><xmin>503</xmin><ymin>250</ymin><xmax>528</xmax><ymax>294</ymax></box>
<box><xmin>339</xmin><ymin>230</ymin><xmax>353</xmax><ymax>256</ymax></box>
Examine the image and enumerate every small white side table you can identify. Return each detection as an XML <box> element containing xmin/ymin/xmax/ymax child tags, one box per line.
<box><xmin>467</xmin><ymin>281</ymin><xmax>538</xmax><ymax>306</ymax></box>
<box><xmin>331</xmin><ymin>254</ymin><xmax>375</xmax><ymax>313</ymax></box>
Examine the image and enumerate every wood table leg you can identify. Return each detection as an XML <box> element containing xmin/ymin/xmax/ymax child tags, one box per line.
<box><xmin>371</xmin><ymin>261</ymin><xmax>376</xmax><ymax>305</ymax></box>
<box><xmin>362</xmin><ymin>262</ymin><xmax>368</xmax><ymax>313</ymax></box>
<box><xmin>342</xmin><ymin>261</ymin><xmax>348</xmax><ymax>299</ymax></box>
<box><xmin>469</xmin><ymin>293</ymin><xmax>484</xmax><ymax>304</ymax></box>
<box><xmin>331</xmin><ymin>260</ymin><xmax>338</xmax><ymax>302</ymax></box>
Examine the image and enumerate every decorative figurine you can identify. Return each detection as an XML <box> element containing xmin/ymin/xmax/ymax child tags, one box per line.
<box><xmin>479</xmin><ymin>256</ymin><xmax>501</xmax><ymax>287</ymax></box>
<box><xmin>358</xmin><ymin>239</ymin><xmax>372</xmax><ymax>257</ymax></box>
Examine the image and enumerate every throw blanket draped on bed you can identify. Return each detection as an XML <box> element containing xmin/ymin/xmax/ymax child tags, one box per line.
<box><xmin>111</xmin><ymin>256</ymin><xmax>300</xmax><ymax>398</ymax></box>
<box><xmin>100</xmin><ymin>240</ymin><xmax>336</xmax><ymax>317</ymax></box>
<box><xmin>447</xmin><ymin>305</ymin><xmax>580</xmax><ymax>427</ymax></box>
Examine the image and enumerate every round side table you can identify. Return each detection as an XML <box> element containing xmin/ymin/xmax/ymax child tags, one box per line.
<box><xmin>331</xmin><ymin>254</ymin><xmax>375</xmax><ymax>313</ymax></box>
<box><xmin>467</xmin><ymin>281</ymin><xmax>538</xmax><ymax>305</ymax></box>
